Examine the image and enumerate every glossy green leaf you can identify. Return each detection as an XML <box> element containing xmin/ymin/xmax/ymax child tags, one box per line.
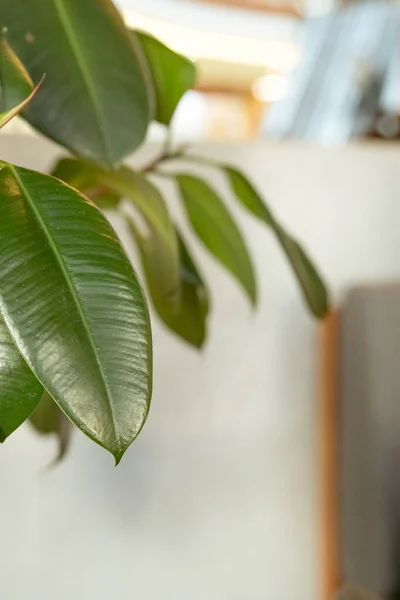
<box><xmin>0</xmin><ymin>317</ymin><xmax>43</xmax><ymax>442</ymax></box>
<box><xmin>29</xmin><ymin>390</ymin><xmax>71</xmax><ymax>462</ymax></box>
<box><xmin>0</xmin><ymin>0</ymin><xmax>152</xmax><ymax>166</ymax></box>
<box><xmin>134</xmin><ymin>30</ymin><xmax>196</xmax><ymax>125</ymax></box>
<box><xmin>52</xmin><ymin>158</ymin><xmax>180</xmax><ymax>312</ymax></box>
<box><xmin>176</xmin><ymin>174</ymin><xmax>257</xmax><ymax>305</ymax></box>
<box><xmin>129</xmin><ymin>219</ymin><xmax>208</xmax><ymax>347</ymax></box>
<box><xmin>225</xmin><ymin>166</ymin><xmax>329</xmax><ymax>318</ymax></box>
<box><xmin>0</xmin><ymin>163</ymin><xmax>152</xmax><ymax>463</ymax></box>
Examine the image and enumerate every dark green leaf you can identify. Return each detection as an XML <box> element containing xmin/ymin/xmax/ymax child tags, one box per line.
<box><xmin>274</xmin><ymin>226</ymin><xmax>329</xmax><ymax>318</ymax></box>
<box><xmin>0</xmin><ymin>317</ymin><xmax>43</xmax><ymax>442</ymax></box>
<box><xmin>176</xmin><ymin>174</ymin><xmax>257</xmax><ymax>305</ymax></box>
<box><xmin>0</xmin><ymin>163</ymin><xmax>152</xmax><ymax>463</ymax></box>
<box><xmin>179</xmin><ymin>233</ymin><xmax>210</xmax><ymax>320</ymax></box>
<box><xmin>134</xmin><ymin>30</ymin><xmax>196</xmax><ymax>125</ymax></box>
<box><xmin>0</xmin><ymin>0</ymin><xmax>152</xmax><ymax>166</ymax></box>
<box><xmin>29</xmin><ymin>390</ymin><xmax>72</xmax><ymax>462</ymax></box>
<box><xmin>52</xmin><ymin>158</ymin><xmax>180</xmax><ymax>312</ymax></box>
<box><xmin>129</xmin><ymin>220</ymin><xmax>208</xmax><ymax>347</ymax></box>
<box><xmin>225</xmin><ymin>166</ymin><xmax>329</xmax><ymax>318</ymax></box>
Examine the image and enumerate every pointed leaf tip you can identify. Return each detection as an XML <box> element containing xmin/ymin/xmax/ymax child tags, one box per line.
<box><xmin>225</xmin><ymin>166</ymin><xmax>329</xmax><ymax>318</ymax></box>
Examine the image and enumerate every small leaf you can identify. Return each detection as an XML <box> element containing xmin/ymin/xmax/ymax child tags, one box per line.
<box><xmin>129</xmin><ymin>219</ymin><xmax>208</xmax><ymax>347</ymax></box>
<box><xmin>0</xmin><ymin>0</ymin><xmax>152</xmax><ymax>166</ymax></box>
<box><xmin>0</xmin><ymin>77</ymin><xmax>42</xmax><ymax>129</ymax></box>
<box><xmin>52</xmin><ymin>158</ymin><xmax>180</xmax><ymax>312</ymax></box>
<box><xmin>224</xmin><ymin>166</ymin><xmax>274</xmax><ymax>226</ymax></box>
<box><xmin>134</xmin><ymin>30</ymin><xmax>196</xmax><ymax>125</ymax></box>
<box><xmin>90</xmin><ymin>190</ymin><xmax>120</xmax><ymax>210</ymax></box>
<box><xmin>29</xmin><ymin>390</ymin><xmax>71</xmax><ymax>462</ymax></box>
<box><xmin>0</xmin><ymin>36</ymin><xmax>32</xmax><ymax>111</ymax></box>
<box><xmin>0</xmin><ymin>37</ymin><xmax>42</xmax><ymax>128</ymax></box>
<box><xmin>179</xmin><ymin>233</ymin><xmax>210</xmax><ymax>320</ymax></box>
<box><xmin>0</xmin><ymin>162</ymin><xmax>152</xmax><ymax>463</ymax></box>
<box><xmin>0</xmin><ymin>317</ymin><xmax>43</xmax><ymax>442</ymax></box>
<box><xmin>274</xmin><ymin>225</ymin><xmax>328</xmax><ymax>318</ymax></box>
<box><xmin>225</xmin><ymin>166</ymin><xmax>329</xmax><ymax>318</ymax></box>
<box><xmin>176</xmin><ymin>174</ymin><xmax>257</xmax><ymax>305</ymax></box>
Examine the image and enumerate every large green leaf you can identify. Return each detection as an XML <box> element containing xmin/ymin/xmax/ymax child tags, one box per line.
<box><xmin>225</xmin><ymin>166</ymin><xmax>329</xmax><ymax>318</ymax></box>
<box><xmin>176</xmin><ymin>174</ymin><xmax>257</xmax><ymax>305</ymax></box>
<box><xmin>29</xmin><ymin>390</ymin><xmax>71</xmax><ymax>462</ymax></box>
<box><xmin>129</xmin><ymin>219</ymin><xmax>208</xmax><ymax>347</ymax></box>
<box><xmin>0</xmin><ymin>0</ymin><xmax>152</xmax><ymax>166</ymax></box>
<box><xmin>52</xmin><ymin>158</ymin><xmax>180</xmax><ymax>312</ymax></box>
<box><xmin>0</xmin><ymin>318</ymin><xmax>43</xmax><ymax>442</ymax></box>
<box><xmin>0</xmin><ymin>163</ymin><xmax>152</xmax><ymax>463</ymax></box>
<box><xmin>134</xmin><ymin>30</ymin><xmax>196</xmax><ymax>125</ymax></box>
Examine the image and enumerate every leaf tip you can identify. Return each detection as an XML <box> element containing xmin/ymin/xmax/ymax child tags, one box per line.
<box><xmin>193</xmin><ymin>337</ymin><xmax>205</xmax><ymax>350</ymax></box>
<box><xmin>113</xmin><ymin>450</ymin><xmax>125</xmax><ymax>466</ymax></box>
<box><xmin>246</xmin><ymin>279</ymin><xmax>258</xmax><ymax>309</ymax></box>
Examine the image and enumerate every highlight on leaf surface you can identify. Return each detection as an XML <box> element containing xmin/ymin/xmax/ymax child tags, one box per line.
<box><xmin>0</xmin><ymin>161</ymin><xmax>152</xmax><ymax>463</ymax></box>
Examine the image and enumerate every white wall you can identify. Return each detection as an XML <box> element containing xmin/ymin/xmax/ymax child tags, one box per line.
<box><xmin>1</xmin><ymin>137</ymin><xmax>400</xmax><ymax>600</ymax></box>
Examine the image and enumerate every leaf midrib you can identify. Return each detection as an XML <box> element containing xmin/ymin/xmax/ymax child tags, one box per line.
<box><xmin>52</xmin><ymin>0</ymin><xmax>110</xmax><ymax>163</ymax></box>
<box><xmin>10</xmin><ymin>165</ymin><xmax>119</xmax><ymax>444</ymax></box>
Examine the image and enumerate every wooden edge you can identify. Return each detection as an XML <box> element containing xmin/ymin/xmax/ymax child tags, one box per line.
<box><xmin>320</xmin><ymin>310</ymin><xmax>341</xmax><ymax>600</ymax></box>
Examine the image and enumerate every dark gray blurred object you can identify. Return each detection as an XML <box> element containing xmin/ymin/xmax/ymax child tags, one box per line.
<box><xmin>340</xmin><ymin>285</ymin><xmax>400</xmax><ymax>599</ymax></box>
<box><xmin>266</xmin><ymin>2</ymin><xmax>400</xmax><ymax>143</ymax></box>
<box><xmin>333</xmin><ymin>586</ymin><xmax>383</xmax><ymax>600</ymax></box>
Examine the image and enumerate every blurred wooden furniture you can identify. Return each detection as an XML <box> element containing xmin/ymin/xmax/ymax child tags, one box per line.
<box><xmin>321</xmin><ymin>311</ymin><xmax>340</xmax><ymax>600</ymax></box>
<box><xmin>321</xmin><ymin>286</ymin><xmax>400</xmax><ymax>600</ymax></box>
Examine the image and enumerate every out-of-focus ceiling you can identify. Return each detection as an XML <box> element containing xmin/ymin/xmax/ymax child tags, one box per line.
<box><xmin>117</xmin><ymin>0</ymin><xmax>302</xmax><ymax>91</ymax></box>
<box><xmin>190</xmin><ymin>0</ymin><xmax>336</xmax><ymax>18</ymax></box>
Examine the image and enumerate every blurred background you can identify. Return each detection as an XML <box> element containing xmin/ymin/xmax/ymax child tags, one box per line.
<box><xmin>2</xmin><ymin>1</ymin><xmax>400</xmax><ymax>599</ymax></box>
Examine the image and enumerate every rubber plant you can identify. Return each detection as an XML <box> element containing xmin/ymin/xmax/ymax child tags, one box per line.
<box><xmin>0</xmin><ymin>0</ymin><xmax>329</xmax><ymax>464</ymax></box>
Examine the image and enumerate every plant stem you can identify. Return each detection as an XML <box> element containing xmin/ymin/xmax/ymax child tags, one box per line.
<box><xmin>142</xmin><ymin>145</ymin><xmax>187</xmax><ymax>172</ymax></box>
<box><xmin>142</xmin><ymin>149</ymin><xmax>220</xmax><ymax>174</ymax></box>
